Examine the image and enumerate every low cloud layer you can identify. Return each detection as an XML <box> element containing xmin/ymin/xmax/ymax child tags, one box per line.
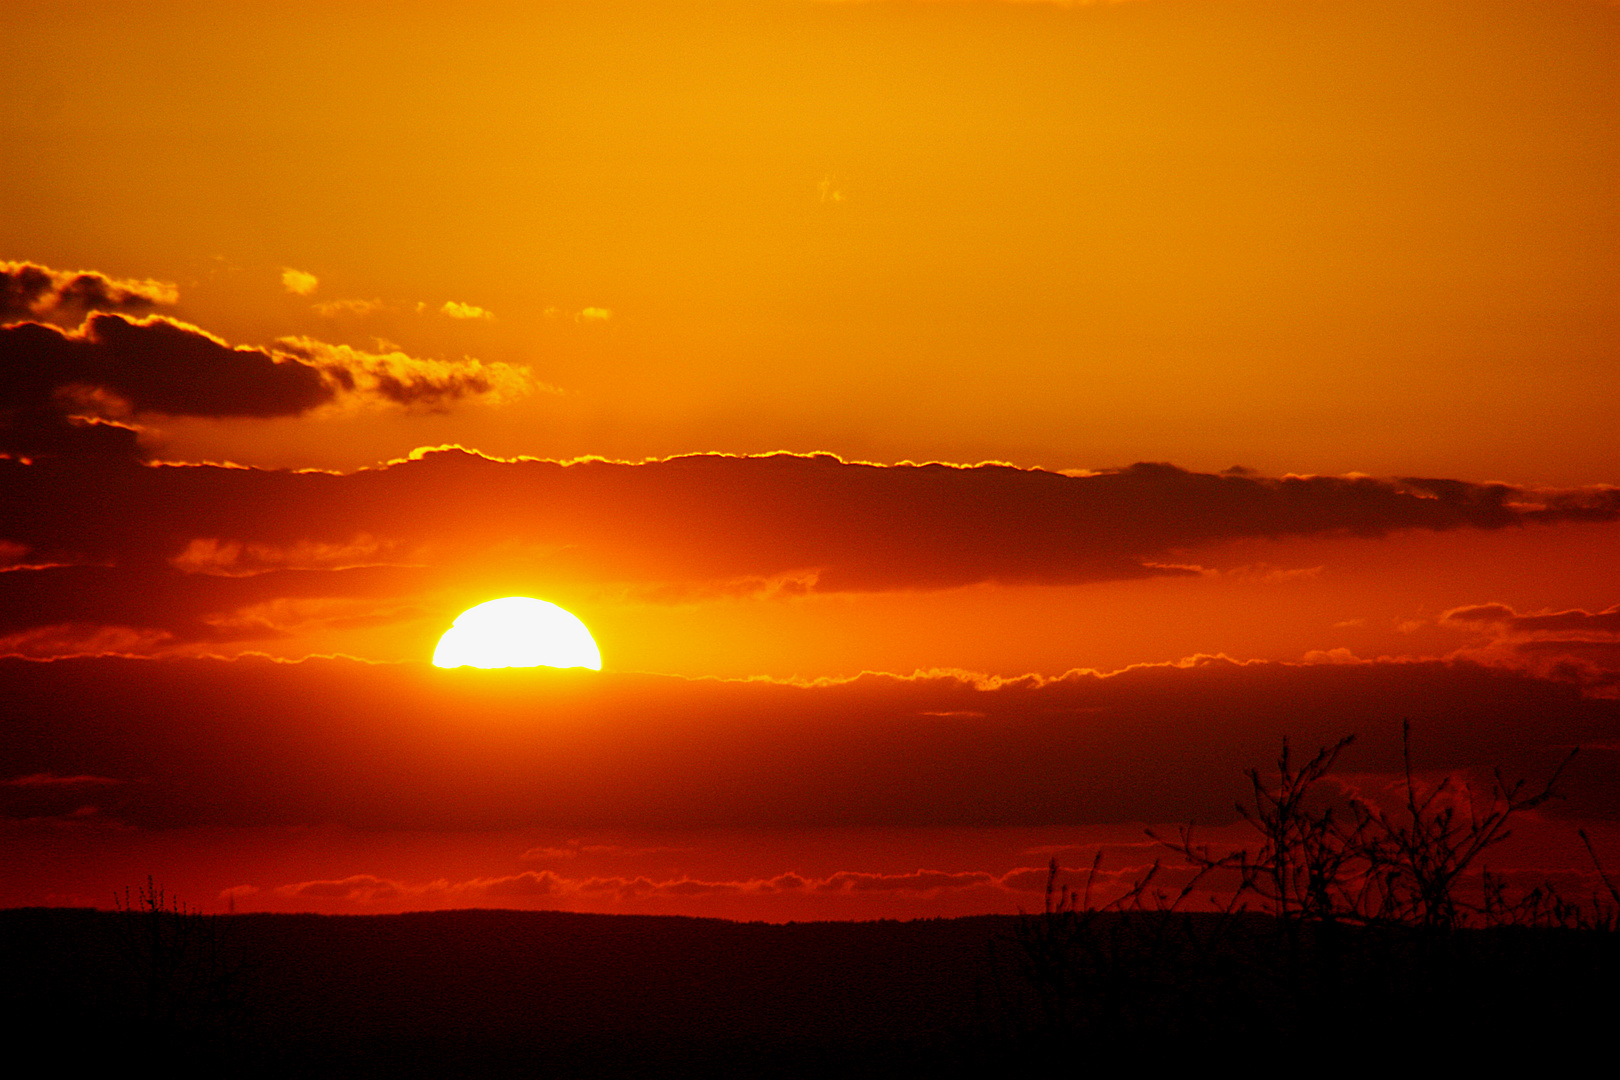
<box><xmin>3</xmin><ymin>655</ymin><xmax>1614</xmax><ymax>831</ymax></box>
<box><xmin>261</xmin><ymin>865</ymin><xmax>1029</xmax><ymax>912</ymax></box>
<box><xmin>1445</xmin><ymin>603</ymin><xmax>1620</xmax><ymax>636</ymax></box>
<box><xmin>1443</xmin><ymin>603</ymin><xmax>1620</xmax><ymax>695</ymax></box>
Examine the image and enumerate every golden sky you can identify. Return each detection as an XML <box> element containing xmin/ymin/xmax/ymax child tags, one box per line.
<box><xmin>2</xmin><ymin>0</ymin><xmax>1616</xmax><ymax>917</ymax></box>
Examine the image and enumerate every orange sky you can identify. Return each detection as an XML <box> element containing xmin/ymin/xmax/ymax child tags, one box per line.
<box><xmin>2</xmin><ymin>0</ymin><xmax>1616</xmax><ymax>918</ymax></box>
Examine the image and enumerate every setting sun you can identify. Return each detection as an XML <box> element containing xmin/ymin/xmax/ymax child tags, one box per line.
<box><xmin>432</xmin><ymin>597</ymin><xmax>602</xmax><ymax>670</ymax></box>
<box><xmin>4</xmin><ymin>2</ymin><xmax>1618</xmax><ymax>1069</ymax></box>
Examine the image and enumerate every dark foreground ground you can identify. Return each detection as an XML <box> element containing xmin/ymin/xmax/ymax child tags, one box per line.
<box><xmin>4</xmin><ymin>906</ymin><xmax>1616</xmax><ymax>1076</ymax></box>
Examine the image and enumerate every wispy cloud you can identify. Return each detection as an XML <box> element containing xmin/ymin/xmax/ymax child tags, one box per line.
<box><xmin>312</xmin><ymin>298</ymin><xmax>386</xmax><ymax>318</ymax></box>
<box><xmin>1444</xmin><ymin>603</ymin><xmax>1620</xmax><ymax>637</ymax></box>
<box><xmin>2</xmin><ymin>773</ymin><xmax>123</xmax><ymax>787</ymax></box>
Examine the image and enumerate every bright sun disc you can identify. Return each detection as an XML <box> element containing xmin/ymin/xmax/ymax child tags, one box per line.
<box><xmin>432</xmin><ymin>597</ymin><xmax>602</xmax><ymax>670</ymax></box>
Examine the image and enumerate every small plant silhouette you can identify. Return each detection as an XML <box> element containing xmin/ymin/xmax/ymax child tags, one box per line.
<box><xmin>113</xmin><ymin>876</ymin><xmax>252</xmax><ymax>1062</ymax></box>
<box><xmin>998</xmin><ymin>848</ymin><xmax>1239</xmax><ymax>1052</ymax></box>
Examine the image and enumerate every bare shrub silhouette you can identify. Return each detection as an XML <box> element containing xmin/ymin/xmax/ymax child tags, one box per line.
<box><xmin>1573</xmin><ymin>828</ymin><xmax>1620</xmax><ymax>931</ymax></box>
<box><xmin>1002</xmin><ymin>722</ymin><xmax>1613</xmax><ymax>1055</ymax></box>
<box><xmin>1156</xmin><ymin>721</ymin><xmax>1580</xmax><ymax>932</ymax></box>
<box><xmin>1356</xmin><ymin>722</ymin><xmax>1575</xmax><ymax>932</ymax></box>
<box><xmin>1151</xmin><ymin>736</ymin><xmax>1362</xmax><ymax>1001</ymax></box>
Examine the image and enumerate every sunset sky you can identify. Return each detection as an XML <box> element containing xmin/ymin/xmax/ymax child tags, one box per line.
<box><xmin>3</xmin><ymin>0</ymin><xmax>1617</xmax><ymax>920</ymax></box>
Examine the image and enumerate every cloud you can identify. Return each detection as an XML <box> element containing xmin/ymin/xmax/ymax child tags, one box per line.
<box><xmin>275</xmin><ymin>870</ymin><xmax>577</xmax><ymax>905</ymax></box>
<box><xmin>28</xmin><ymin>315</ymin><xmax>329</xmax><ymax>415</ymax></box>
<box><xmin>168</xmin><ymin>535</ymin><xmax>398</xmax><ymax>577</ymax></box>
<box><xmin>1220</xmin><ymin>563</ymin><xmax>1324</xmax><ymax>584</ymax></box>
<box><xmin>520</xmin><ymin>841</ymin><xmax>690</xmax><ymax>860</ymax></box>
<box><xmin>1</xmin><ymin>260</ymin><xmax>177</xmax><ymax>325</ymax></box>
<box><xmin>818</xmin><ymin>869</ymin><xmax>995</xmax><ymax>893</ymax></box>
<box><xmin>312</xmin><ymin>298</ymin><xmax>386</xmax><ymax>318</ymax></box>
<box><xmin>0</xmin><ymin>562</ymin><xmax>434</xmax><ymax>654</ymax></box>
<box><xmin>1444</xmin><ymin>604</ymin><xmax>1620</xmax><ymax>636</ymax></box>
<box><xmin>279</xmin><ymin>874</ymin><xmax>400</xmax><ymax>901</ymax></box>
<box><xmin>0</xmin><ymin>623</ymin><xmax>176</xmax><ymax>660</ymax></box>
<box><xmin>267</xmin><ymin>864</ymin><xmax>1063</xmax><ymax>911</ymax></box>
<box><xmin>241</xmin><ymin>854</ymin><xmax>1301</xmax><ymax>917</ymax></box>
<box><xmin>440</xmin><ymin>301</ymin><xmax>493</xmax><ymax>320</ymax></box>
<box><xmin>0</xmin><ymin>314</ymin><xmax>331</xmax><ymax>461</ymax></box>
<box><xmin>274</xmin><ymin>337</ymin><xmax>533</xmax><ymax>411</ymax></box>
<box><xmin>1</xmin><ymin>773</ymin><xmax>122</xmax><ymax>787</ymax></box>
<box><xmin>0</xmin><ymin>452</ymin><xmax>1614</xmax><ymax>651</ymax></box>
<box><xmin>534</xmin><ymin>867</ymin><xmax>1008</xmax><ymax>900</ymax></box>
<box><xmin>1442</xmin><ymin>603</ymin><xmax>1620</xmax><ymax>696</ymax></box>
<box><xmin>12</xmin><ymin>450</ymin><xmax>1619</xmax><ymax>587</ymax></box>
<box><xmin>2</xmin><ymin>655</ymin><xmax>1614</xmax><ymax>831</ymax></box>
<box><xmin>0</xmin><ymin>316</ymin><xmax>536</xmax><ymax>461</ymax></box>
<box><xmin>281</xmin><ymin>268</ymin><xmax>318</xmax><ymax>296</ymax></box>
<box><xmin>474</xmin><ymin>871</ymin><xmax>563</xmax><ymax>898</ymax></box>
<box><xmin>0</xmin><ymin>769</ymin><xmax>131</xmax><ymax>820</ymax></box>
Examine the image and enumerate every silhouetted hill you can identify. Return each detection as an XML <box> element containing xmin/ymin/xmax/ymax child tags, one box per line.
<box><xmin>4</xmin><ymin>907</ymin><xmax>1615</xmax><ymax>1076</ymax></box>
<box><xmin>4</xmin><ymin>907</ymin><xmax>1017</xmax><ymax>1076</ymax></box>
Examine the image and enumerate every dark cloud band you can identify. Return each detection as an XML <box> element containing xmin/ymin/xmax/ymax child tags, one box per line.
<box><xmin>4</xmin><ymin>448</ymin><xmax>1616</xmax><ymax>597</ymax></box>
<box><xmin>1</xmin><ymin>451</ymin><xmax>1617</xmax><ymax>655</ymax></box>
<box><xmin>2</xmin><ymin>655</ymin><xmax>1614</xmax><ymax>830</ymax></box>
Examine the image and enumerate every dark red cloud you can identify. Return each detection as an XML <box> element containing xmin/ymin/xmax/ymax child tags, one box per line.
<box><xmin>266</xmin><ymin>867</ymin><xmax>1015</xmax><ymax>908</ymax></box>
<box><xmin>0</xmin><ymin>563</ymin><xmax>433</xmax><ymax>652</ymax></box>
<box><xmin>0</xmin><ymin>450</ymin><xmax>1615</xmax><ymax>650</ymax></box>
<box><xmin>8</xmin><ymin>314</ymin><xmax>330</xmax><ymax>415</ymax></box>
<box><xmin>1</xmin><ymin>773</ymin><xmax>122</xmax><ymax>787</ymax></box>
<box><xmin>819</xmin><ymin>870</ymin><xmax>996</xmax><ymax>893</ymax></box>
<box><xmin>1445</xmin><ymin>603</ymin><xmax>1620</xmax><ymax>635</ymax></box>
<box><xmin>3</xmin><ymin>655</ymin><xmax>1614</xmax><ymax>831</ymax></box>
<box><xmin>0</xmin><ymin>260</ymin><xmax>177</xmax><ymax>324</ymax></box>
<box><xmin>255</xmin><ymin>866</ymin><xmax>1038</xmax><ymax>913</ymax></box>
<box><xmin>1442</xmin><ymin>603</ymin><xmax>1620</xmax><ymax>696</ymax></box>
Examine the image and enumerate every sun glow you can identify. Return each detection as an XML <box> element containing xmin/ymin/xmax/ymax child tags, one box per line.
<box><xmin>432</xmin><ymin>597</ymin><xmax>602</xmax><ymax>670</ymax></box>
